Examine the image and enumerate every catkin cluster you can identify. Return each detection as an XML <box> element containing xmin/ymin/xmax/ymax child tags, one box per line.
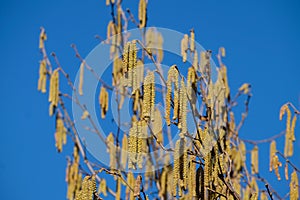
<box><xmin>99</xmin><ymin>86</ymin><xmax>109</xmax><ymax>119</ymax></box>
<box><xmin>74</xmin><ymin>175</ymin><xmax>96</xmax><ymax>200</ymax></box>
<box><xmin>172</xmin><ymin>138</ymin><xmax>188</xmax><ymax>197</ymax></box>
<box><xmin>145</xmin><ymin>28</ymin><xmax>164</xmax><ymax>63</ymax></box>
<box><xmin>66</xmin><ymin>146</ymin><xmax>81</xmax><ymax>200</ymax></box>
<box><xmin>128</xmin><ymin>118</ymin><xmax>146</xmax><ymax>169</ymax></box>
<box><xmin>49</xmin><ymin>69</ymin><xmax>59</xmax><ymax>116</ymax></box>
<box><xmin>38</xmin><ymin>59</ymin><xmax>47</xmax><ymax>93</ymax></box>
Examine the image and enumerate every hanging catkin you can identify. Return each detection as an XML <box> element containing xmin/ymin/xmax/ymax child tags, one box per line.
<box><xmin>55</xmin><ymin>113</ymin><xmax>67</xmax><ymax>152</ymax></box>
<box><xmin>290</xmin><ymin>170</ymin><xmax>299</xmax><ymax>200</ymax></box>
<box><xmin>181</xmin><ymin>34</ymin><xmax>189</xmax><ymax>62</ymax></box>
<box><xmin>99</xmin><ymin>86</ymin><xmax>109</xmax><ymax>119</ymax></box>
<box><xmin>38</xmin><ymin>59</ymin><xmax>47</xmax><ymax>93</ymax></box>
<box><xmin>126</xmin><ymin>172</ymin><xmax>135</xmax><ymax>200</ymax></box>
<box><xmin>188</xmin><ymin>155</ymin><xmax>196</xmax><ymax>197</ymax></box>
<box><xmin>78</xmin><ymin>61</ymin><xmax>84</xmax><ymax>96</ymax></box>
<box><xmin>121</xmin><ymin>134</ymin><xmax>128</xmax><ymax>169</ymax></box>
<box><xmin>166</xmin><ymin>65</ymin><xmax>179</xmax><ymax>125</ymax></box>
<box><xmin>143</xmin><ymin>71</ymin><xmax>155</xmax><ymax>120</ymax></box>
<box><xmin>122</xmin><ymin>42</ymin><xmax>130</xmax><ymax>75</ymax></box>
<box><xmin>187</xmin><ymin>66</ymin><xmax>197</xmax><ymax>104</ymax></box>
<box><xmin>49</xmin><ymin>69</ymin><xmax>59</xmax><ymax>116</ymax></box>
<box><xmin>190</xmin><ymin>29</ymin><xmax>195</xmax><ymax>52</ymax></box>
<box><xmin>251</xmin><ymin>145</ymin><xmax>259</xmax><ymax>174</ymax></box>
<box><xmin>128</xmin><ymin>118</ymin><xmax>137</xmax><ymax>169</ymax></box>
<box><xmin>173</xmin><ymin>139</ymin><xmax>180</xmax><ymax>196</ymax></box>
<box><xmin>107</xmin><ymin>132</ymin><xmax>116</xmax><ymax>169</ymax></box>
<box><xmin>269</xmin><ymin>140</ymin><xmax>276</xmax><ymax>172</ymax></box>
<box><xmin>138</xmin><ymin>0</ymin><xmax>147</xmax><ymax>28</ymax></box>
<box><xmin>152</xmin><ymin>107</ymin><xmax>163</xmax><ymax>143</ymax></box>
<box><xmin>179</xmin><ymin>79</ymin><xmax>187</xmax><ymax>135</ymax></box>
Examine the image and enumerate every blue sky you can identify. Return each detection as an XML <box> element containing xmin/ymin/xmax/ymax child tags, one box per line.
<box><xmin>0</xmin><ymin>0</ymin><xmax>299</xmax><ymax>199</ymax></box>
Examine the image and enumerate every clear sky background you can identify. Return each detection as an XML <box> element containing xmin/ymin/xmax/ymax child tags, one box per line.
<box><xmin>0</xmin><ymin>0</ymin><xmax>299</xmax><ymax>199</ymax></box>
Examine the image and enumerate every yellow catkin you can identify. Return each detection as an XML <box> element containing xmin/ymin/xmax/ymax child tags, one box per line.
<box><xmin>126</xmin><ymin>172</ymin><xmax>135</xmax><ymax>200</ymax></box>
<box><xmin>193</xmin><ymin>50</ymin><xmax>198</xmax><ymax>69</ymax></box>
<box><xmin>159</xmin><ymin>168</ymin><xmax>167</xmax><ymax>198</ymax></box>
<box><xmin>269</xmin><ymin>140</ymin><xmax>277</xmax><ymax>172</ymax></box>
<box><xmin>98</xmin><ymin>179</ymin><xmax>107</xmax><ymax>196</ymax></box>
<box><xmin>122</xmin><ymin>42</ymin><xmax>130</xmax><ymax>74</ymax></box>
<box><xmin>116</xmin><ymin>177</ymin><xmax>121</xmax><ymax>200</ymax></box>
<box><xmin>39</xmin><ymin>28</ymin><xmax>47</xmax><ymax>49</ymax></box>
<box><xmin>113</xmin><ymin>56</ymin><xmax>123</xmax><ymax>86</ymax></box>
<box><xmin>285</xmin><ymin>162</ymin><xmax>289</xmax><ymax>180</ymax></box>
<box><xmin>49</xmin><ymin>69</ymin><xmax>59</xmax><ymax>116</ymax></box>
<box><xmin>128</xmin><ymin>119</ymin><xmax>136</xmax><ymax>169</ymax></box>
<box><xmin>138</xmin><ymin>0</ymin><xmax>147</xmax><ymax>28</ymax></box>
<box><xmin>284</xmin><ymin>105</ymin><xmax>292</xmax><ymax>157</ymax></box>
<box><xmin>173</xmin><ymin>140</ymin><xmax>180</xmax><ymax>196</ymax></box>
<box><xmin>121</xmin><ymin>134</ymin><xmax>128</xmax><ymax>169</ymax></box>
<box><xmin>128</xmin><ymin>40</ymin><xmax>137</xmax><ymax>88</ymax></box>
<box><xmin>55</xmin><ymin>114</ymin><xmax>67</xmax><ymax>152</ymax></box>
<box><xmin>273</xmin><ymin>154</ymin><xmax>282</xmax><ymax>180</ymax></box>
<box><xmin>187</xmin><ymin>66</ymin><xmax>197</xmax><ymax>104</ymax></box>
<box><xmin>290</xmin><ymin>170</ymin><xmax>299</xmax><ymax>200</ymax></box>
<box><xmin>181</xmin><ymin>34</ymin><xmax>189</xmax><ymax>62</ymax></box>
<box><xmin>189</xmin><ymin>155</ymin><xmax>196</xmax><ymax>197</ymax></box>
<box><xmin>291</xmin><ymin>115</ymin><xmax>297</xmax><ymax>142</ymax></box>
<box><xmin>179</xmin><ymin>79</ymin><xmax>187</xmax><ymax>135</ymax></box>
<box><xmin>78</xmin><ymin>61</ymin><xmax>84</xmax><ymax>96</ymax></box>
<box><xmin>152</xmin><ymin>108</ymin><xmax>163</xmax><ymax>143</ymax></box>
<box><xmin>220</xmin><ymin>47</ymin><xmax>226</xmax><ymax>57</ymax></box>
<box><xmin>165</xmin><ymin>65</ymin><xmax>179</xmax><ymax>125</ymax></box>
<box><xmin>38</xmin><ymin>59</ymin><xmax>47</xmax><ymax>93</ymax></box>
<box><xmin>251</xmin><ymin>145</ymin><xmax>259</xmax><ymax>174</ymax></box>
<box><xmin>134</xmin><ymin>175</ymin><xmax>142</xmax><ymax>197</ymax></box>
<box><xmin>190</xmin><ymin>29</ymin><xmax>195</xmax><ymax>52</ymax></box>
<box><xmin>136</xmin><ymin>120</ymin><xmax>145</xmax><ymax>169</ymax></box>
<box><xmin>250</xmin><ymin>177</ymin><xmax>258</xmax><ymax>200</ymax></box>
<box><xmin>99</xmin><ymin>86</ymin><xmax>109</xmax><ymax>119</ymax></box>
<box><xmin>239</xmin><ymin>141</ymin><xmax>246</xmax><ymax>162</ymax></box>
<box><xmin>143</xmin><ymin>71</ymin><xmax>155</xmax><ymax>120</ymax></box>
<box><xmin>106</xmin><ymin>132</ymin><xmax>116</xmax><ymax>169</ymax></box>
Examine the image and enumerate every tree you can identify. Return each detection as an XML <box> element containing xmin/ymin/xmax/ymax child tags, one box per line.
<box><xmin>37</xmin><ymin>0</ymin><xmax>299</xmax><ymax>199</ymax></box>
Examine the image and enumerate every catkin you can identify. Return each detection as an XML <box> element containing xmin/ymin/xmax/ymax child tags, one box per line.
<box><xmin>173</xmin><ymin>139</ymin><xmax>180</xmax><ymax>196</ymax></box>
<box><xmin>166</xmin><ymin>65</ymin><xmax>179</xmax><ymax>125</ymax></box>
<box><xmin>126</xmin><ymin>172</ymin><xmax>135</xmax><ymax>200</ymax></box>
<box><xmin>122</xmin><ymin>42</ymin><xmax>130</xmax><ymax>74</ymax></box>
<box><xmin>260</xmin><ymin>191</ymin><xmax>268</xmax><ymax>200</ymax></box>
<box><xmin>106</xmin><ymin>132</ymin><xmax>116</xmax><ymax>169</ymax></box>
<box><xmin>38</xmin><ymin>59</ymin><xmax>47</xmax><ymax>93</ymax></box>
<box><xmin>99</xmin><ymin>86</ymin><xmax>109</xmax><ymax>119</ymax></box>
<box><xmin>98</xmin><ymin>179</ymin><xmax>107</xmax><ymax>196</ymax></box>
<box><xmin>273</xmin><ymin>154</ymin><xmax>282</xmax><ymax>180</ymax></box>
<box><xmin>143</xmin><ymin>71</ymin><xmax>155</xmax><ymax>120</ymax></box>
<box><xmin>290</xmin><ymin>170</ymin><xmax>299</xmax><ymax>200</ymax></box>
<box><xmin>49</xmin><ymin>69</ymin><xmax>59</xmax><ymax>116</ymax></box>
<box><xmin>152</xmin><ymin>108</ymin><xmax>163</xmax><ymax>143</ymax></box>
<box><xmin>179</xmin><ymin>79</ymin><xmax>187</xmax><ymax>135</ymax></box>
<box><xmin>55</xmin><ymin>113</ymin><xmax>67</xmax><ymax>152</ymax></box>
<box><xmin>181</xmin><ymin>34</ymin><xmax>189</xmax><ymax>62</ymax></box>
<box><xmin>269</xmin><ymin>140</ymin><xmax>277</xmax><ymax>172</ymax></box>
<box><xmin>116</xmin><ymin>177</ymin><xmax>121</xmax><ymax>200</ymax></box>
<box><xmin>138</xmin><ymin>0</ymin><xmax>147</xmax><ymax>28</ymax></box>
<box><xmin>39</xmin><ymin>28</ymin><xmax>47</xmax><ymax>49</ymax></box>
<box><xmin>251</xmin><ymin>145</ymin><xmax>259</xmax><ymax>174</ymax></box>
<box><xmin>190</xmin><ymin>29</ymin><xmax>195</xmax><ymax>52</ymax></box>
<box><xmin>187</xmin><ymin>66</ymin><xmax>197</xmax><ymax>104</ymax></box>
<box><xmin>121</xmin><ymin>134</ymin><xmax>128</xmax><ymax>169</ymax></box>
<box><xmin>78</xmin><ymin>61</ymin><xmax>84</xmax><ymax>95</ymax></box>
<box><xmin>189</xmin><ymin>155</ymin><xmax>196</xmax><ymax>197</ymax></box>
<box><xmin>285</xmin><ymin>162</ymin><xmax>289</xmax><ymax>180</ymax></box>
